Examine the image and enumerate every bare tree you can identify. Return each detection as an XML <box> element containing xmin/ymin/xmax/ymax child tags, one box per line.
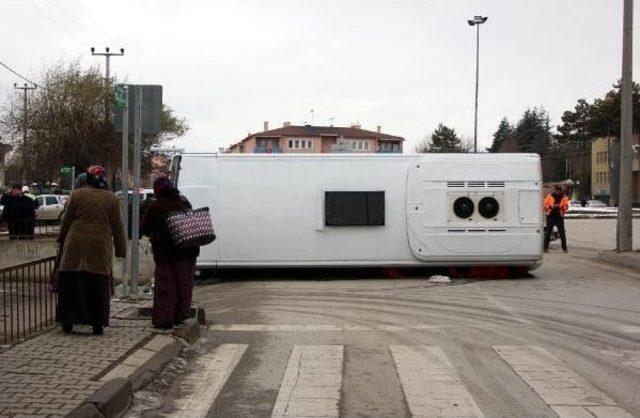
<box><xmin>0</xmin><ymin>61</ymin><xmax>188</xmax><ymax>186</ymax></box>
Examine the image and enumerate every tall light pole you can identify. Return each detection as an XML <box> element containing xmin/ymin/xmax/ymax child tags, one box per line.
<box><xmin>468</xmin><ymin>15</ymin><xmax>488</xmax><ymax>154</ymax></box>
<box><xmin>617</xmin><ymin>0</ymin><xmax>633</xmax><ymax>251</ymax></box>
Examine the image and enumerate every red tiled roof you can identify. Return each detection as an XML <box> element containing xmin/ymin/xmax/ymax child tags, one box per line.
<box><xmin>229</xmin><ymin>125</ymin><xmax>404</xmax><ymax>149</ymax></box>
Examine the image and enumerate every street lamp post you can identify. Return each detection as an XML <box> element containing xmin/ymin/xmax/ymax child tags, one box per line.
<box><xmin>468</xmin><ymin>15</ymin><xmax>488</xmax><ymax>154</ymax></box>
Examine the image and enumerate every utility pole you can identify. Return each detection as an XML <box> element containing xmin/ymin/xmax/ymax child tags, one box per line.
<box><xmin>90</xmin><ymin>47</ymin><xmax>124</xmax><ymax>119</ymax></box>
<box><xmin>468</xmin><ymin>15</ymin><xmax>488</xmax><ymax>154</ymax></box>
<box><xmin>13</xmin><ymin>83</ymin><xmax>37</xmax><ymax>183</ymax></box>
<box><xmin>617</xmin><ymin>0</ymin><xmax>634</xmax><ymax>251</ymax></box>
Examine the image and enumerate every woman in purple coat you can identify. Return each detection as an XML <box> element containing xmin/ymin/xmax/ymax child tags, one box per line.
<box><xmin>141</xmin><ymin>176</ymin><xmax>199</xmax><ymax>329</ymax></box>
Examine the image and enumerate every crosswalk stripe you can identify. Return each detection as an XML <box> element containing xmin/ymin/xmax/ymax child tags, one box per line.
<box><xmin>389</xmin><ymin>345</ymin><xmax>484</xmax><ymax>418</ymax></box>
<box><xmin>165</xmin><ymin>344</ymin><xmax>248</xmax><ymax>418</ymax></box>
<box><xmin>494</xmin><ymin>345</ymin><xmax>634</xmax><ymax>418</ymax></box>
<box><xmin>271</xmin><ymin>345</ymin><xmax>343</xmax><ymax>418</ymax></box>
<box><xmin>209</xmin><ymin>324</ymin><xmax>497</xmax><ymax>332</ymax></box>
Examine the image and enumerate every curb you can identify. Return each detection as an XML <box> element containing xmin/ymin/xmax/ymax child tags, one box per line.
<box><xmin>68</xmin><ymin>307</ymin><xmax>205</xmax><ymax>418</ymax></box>
<box><xmin>598</xmin><ymin>250</ymin><xmax>640</xmax><ymax>271</ymax></box>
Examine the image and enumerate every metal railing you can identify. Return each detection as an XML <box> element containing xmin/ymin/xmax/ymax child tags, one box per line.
<box><xmin>0</xmin><ymin>219</ymin><xmax>61</xmax><ymax>240</ymax></box>
<box><xmin>1</xmin><ymin>257</ymin><xmax>57</xmax><ymax>346</ymax></box>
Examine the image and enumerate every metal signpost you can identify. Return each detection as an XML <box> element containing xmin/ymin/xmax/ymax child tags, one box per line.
<box><xmin>114</xmin><ymin>84</ymin><xmax>162</xmax><ymax>296</ymax></box>
<box><xmin>130</xmin><ymin>86</ymin><xmax>142</xmax><ymax>295</ymax></box>
<box><xmin>115</xmin><ymin>85</ymin><xmax>130</xmax><ymax>294</ymax></box>
<box><xmin>60</xmin><ymin>166</ymin><xmax>75</xmax><ymax>192</ymax></box>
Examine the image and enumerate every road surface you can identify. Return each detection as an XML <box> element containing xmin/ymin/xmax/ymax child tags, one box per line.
<box><xmin>129</xmin><ymin>219</ymin><xmax>640</xmax><ymax>417</ymax></box>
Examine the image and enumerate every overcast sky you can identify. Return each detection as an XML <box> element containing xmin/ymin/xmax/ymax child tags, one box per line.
<box><xmin>1</xmin><ymin>0</ymin><xmax>638</xmax><ymax>153</ymax></box>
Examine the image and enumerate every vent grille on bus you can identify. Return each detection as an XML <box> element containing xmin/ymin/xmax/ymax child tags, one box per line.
<box><xmin>466</xmin><ymin>181</ymin><xmax>485</xmax><ymax>188</ymax></box>
<box><xmin>446</xmin><ymin>181</ymin><xmax>506</xmax><ymax>188</ymax></box>
<box><xmin>447</xmin><ymin>228</ymin><xmax>507</xmax><ymax>233</ymax></box>
<box><xmin>487</xmin><ymin>181</ymin><xmax>506</xmax><ymax>188</ymax></box>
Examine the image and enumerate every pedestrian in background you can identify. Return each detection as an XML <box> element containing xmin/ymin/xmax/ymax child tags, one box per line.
<box><xmin>0</xmin><ymin>184</ymin><xmax>32</xmax><ymax>239</ymax></box>
<box><xmin>22</xmin><ymin>185</ymin><xmax>39</xmax><ymax>239</ymax></box>
<box><xmin>141</xmin><ymin>176</ymin><xmax>199</xmax><ymax>329</ymax></box>
<box><xmin>544</xmin><ymin>185</ymin><xmax>569</xmax><ymax>253</ymax></box>
<box><xmin>57</xmin><ymin>166</ymin><xmax>126</xmax><ymax>335</ymax></box>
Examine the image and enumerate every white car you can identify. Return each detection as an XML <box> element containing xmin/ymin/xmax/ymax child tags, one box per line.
<box><xmin>35</xmin><ymin>194</ymin><xmax>67</xmax><ymax>221</ymax></box>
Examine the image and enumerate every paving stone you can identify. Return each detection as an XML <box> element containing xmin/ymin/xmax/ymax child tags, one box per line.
<box><xmin>0</xmin><ymin>300</ymin><xmax>171</xmax><ymax>417</ymax></box>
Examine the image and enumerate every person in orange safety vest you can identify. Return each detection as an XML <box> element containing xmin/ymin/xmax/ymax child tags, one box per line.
<box><xmin>543</xmin><ymin>185</ymin><xmax>570</xmax><ymax>252</ymax></box>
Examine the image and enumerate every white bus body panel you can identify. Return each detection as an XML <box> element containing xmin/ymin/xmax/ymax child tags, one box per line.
<box><xmin>177</xmin><ymin>153</ymin><xmax>543</xmax><ymax>269</ymax></box>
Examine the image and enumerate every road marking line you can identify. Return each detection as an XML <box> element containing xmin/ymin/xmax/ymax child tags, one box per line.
<box><xmin>619</xmin><ymin>325</ymin><xmax>640</xmax><ymax>333</ymax></box>
<box><xmin>209</xmin><ymin>324</ymin><xmax>497</xmax><ymax>332</ymax></box>
<box><xmin>494</xmin><ymin>345</ymin><xmax>634</xmax><ymax>418</ymax></box>
<box><xmin>271</xmin><ymin>345</ymin><xmax>343</xmax><ymax>418</ymax></box>
<box><xmin>390</xmin><ymin>345</ymin><xmax>484</xmax><ymax>418</ymax></box>
<box><xmin>166</xmin><ymin>344</ymin><xmax>248</xmax><ymax>418</ymax></box>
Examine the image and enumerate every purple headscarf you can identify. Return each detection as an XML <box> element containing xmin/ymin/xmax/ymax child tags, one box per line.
<box><xmin>153</xmin><ymin>176</ymin><xmax>179</xmax><ymax>199</ymax></box>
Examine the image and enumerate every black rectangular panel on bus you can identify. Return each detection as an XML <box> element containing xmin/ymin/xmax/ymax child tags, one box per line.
<box><xmin>325</xmin><ymin>191</ymin><xmax>385</xmax><ymax>226</ymax></box>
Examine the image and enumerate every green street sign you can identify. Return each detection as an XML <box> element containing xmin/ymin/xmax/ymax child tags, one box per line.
<box><xmin>114</xmin><ymin>85</ymin><xmax>126</xmax><ymax>109</ymax></box>
<box><xmin>60</xmin><ymin>167</ymin><xmax>73</xmax><ymax>174</ymax></box>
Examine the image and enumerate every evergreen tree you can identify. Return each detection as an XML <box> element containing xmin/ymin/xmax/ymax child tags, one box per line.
<box><xmin>416</xmin><ymin>123</ymin><xmax>463</xmax><ymax>153</ymax></box>
<box><xmin>514</xmin><ymin>107</ymin><xmax>551</xmax><ymax>157</ymax></box>
<box><xmin>487</xmin><ymin>118</ymin><xmax>513</xmax><ymax>152</ymax></box>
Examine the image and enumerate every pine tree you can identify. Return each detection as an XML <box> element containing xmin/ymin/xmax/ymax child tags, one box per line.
<box><xmin>416</xmin><ymin>123</ymin><xmax>463</xmax><ymax>153</ymax></box>
<box><xmin>514</xmin><ymin>107</ymin><xmax>551</xmax><ymax>156</ymax></box>
<box><xmin>487</xmin><ymin>118</ymin><xmax>513</xmax><ymax>152</ymax></box>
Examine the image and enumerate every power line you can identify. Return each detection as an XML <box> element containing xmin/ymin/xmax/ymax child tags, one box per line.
<box><xmin>42</xmin><ymin>0</ymin><xmax>103</xmax><ymax>45</ymax></box>
<box><xmin>71</xmin><ymin>0</ymin><xmax>122</xmax><ymax>46</ymax></box>
<box><xmin>0</xmin><ymin>60</ymin><xmax>38</xmax><ymax>87</ymax></box>
<box><xmin>25</xmin><ymin>0</ymin><xmax>87</xmax><ymax>47</ymax></box>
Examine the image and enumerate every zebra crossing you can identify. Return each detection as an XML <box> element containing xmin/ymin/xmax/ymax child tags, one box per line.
<box><xmin>165</xmin><ymin>343</ymin><xmax>635</xmax><ymax>418</ymax></box>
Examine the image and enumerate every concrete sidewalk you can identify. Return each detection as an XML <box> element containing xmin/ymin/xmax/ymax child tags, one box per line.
<box><xmin>598</xmin><ymin>250</ymin><xmax>640</xmax><ymax>271</ymax></box>
<box><xmin>0</xmin><ymin>299</ymin><xmax>201</xmax><ymax>418</ymax></box>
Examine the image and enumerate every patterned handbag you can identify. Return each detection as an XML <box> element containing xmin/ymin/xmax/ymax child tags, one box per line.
<box><xmin>166</xmin><ymin>207</ymin><xmax>216</xmax><ymax>248</ymax></box>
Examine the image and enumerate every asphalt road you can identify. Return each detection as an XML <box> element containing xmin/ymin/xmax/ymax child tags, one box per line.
<box><xmin>130</xmin><ymin>219</ymin><xmax>640</xmax><ymax>418</ymax></box>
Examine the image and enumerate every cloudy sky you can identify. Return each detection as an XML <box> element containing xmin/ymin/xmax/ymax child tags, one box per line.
<box><xmin>0</xmin><ymin>0</ymin><xmax>638</xmax><ymax>152</ymax></box>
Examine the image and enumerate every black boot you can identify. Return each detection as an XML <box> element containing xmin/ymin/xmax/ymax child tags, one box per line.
<box><xmin>92</xmin><ymin>324</ymin><xmax>103</xmax><ymax>335</ymax></box>
<box><xmin>62</xmin><ymin>322</ymin><xmax>73</xmax><ymax>334</ymax></box>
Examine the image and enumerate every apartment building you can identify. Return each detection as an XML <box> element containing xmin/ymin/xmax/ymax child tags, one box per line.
<box><xmin>227</xmin><ymin>122</ymin><xmax>404</xmax><ymax>154</ymax></box>
<box><xmin>591</xmin><ymin>136</ymin><xmax>640</xmax><ymax>204</ymax></box>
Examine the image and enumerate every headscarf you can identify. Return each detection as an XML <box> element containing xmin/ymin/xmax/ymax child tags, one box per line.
<box><xmin>86</xmin><ymin>165</ymin><xmax>108</xmax><ymax>189</ymax></box>
<box><xmin>153</xmin><ymin>176</ymin><xmax>179</xmax><ymax>199</ymax></box>
<box><xmin>74</xmin><ymin>172</ymin><xmax>88</xmax><ymax>189</ymax></box>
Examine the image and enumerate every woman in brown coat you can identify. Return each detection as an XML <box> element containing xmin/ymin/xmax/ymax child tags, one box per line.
<box><xmin>57</xmin><ymin>166</ymin><xmax>126</xmax><ymax>335</ymax></box>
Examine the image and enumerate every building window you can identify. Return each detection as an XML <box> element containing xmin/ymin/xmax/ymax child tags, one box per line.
<box><xmin>364</xmin><ymin>141</ymin><xmax>369</xmax><ymax>150</ymax></box>
<box><xmin>325</xmin><ymin>191</ymin><xmax>385</xmax><ymax>226</ymax></box>
<box><xmin>288</xmin><ymin>139</ymin><xmax>314</xmax><ymax>149</ymax></box>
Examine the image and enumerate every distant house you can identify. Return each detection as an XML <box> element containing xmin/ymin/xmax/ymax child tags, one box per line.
<box><xmin>226</xmin><ymin>122</ymin><xmax>404</xmax><ymax>154</ymax></box>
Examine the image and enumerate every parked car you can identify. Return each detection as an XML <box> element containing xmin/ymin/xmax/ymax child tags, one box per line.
<box><xmin>35</xmin><ymin>194</ymin><xmax>66</xmax><ymax>221</ymax></box>
<box><xmin>116</xmin><ymin>189</ymin><xmax>155</xmax><ymax>202</ymax></box>
<box><xmin>586</xmin><ymin>199</ymin><xmax>607</xmax><ymax>208</ymax></box>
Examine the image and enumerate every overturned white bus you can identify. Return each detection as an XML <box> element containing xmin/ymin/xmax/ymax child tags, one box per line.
<box><xmin>172</xmin><ymin>153</ymin><xmax>543</xmax><ymax>272</ymax></box>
